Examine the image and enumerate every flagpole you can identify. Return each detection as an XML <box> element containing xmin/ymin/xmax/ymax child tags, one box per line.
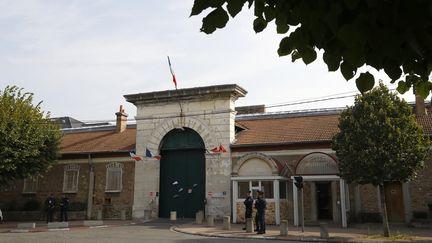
<box><xmin>167</xmin><ymin>56</ymin><xmax>184</xmax><ymax>122</ymax></box>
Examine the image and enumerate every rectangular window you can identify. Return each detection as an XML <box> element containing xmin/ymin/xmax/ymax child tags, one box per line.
<box><xmin>63</xmin><ymin>164</ymin><xmax>80</xmax><ymax>193</ymax></box>
<box><xmin>106</xmin><ymin>162</ymin><xmax>123</xmax><ymax>192</ymax></box>
<box><xmin>23</xmin><ymin>177</ymin><xmax>38</xmax><ymax>194</ymax></box>
<box><xmin>261</xmin><ymin>181</ymin><xmax>274</xmax><ymax>199</ymax></box>
<box><xmin>63</xmin><ymin>170</ymin><xmax>79</xmax><ymax>192</ymax></box>
<box><xmin>238</xmin><ymin>181</ymin><xmax>249</xmax><ymax>198</ymax></box>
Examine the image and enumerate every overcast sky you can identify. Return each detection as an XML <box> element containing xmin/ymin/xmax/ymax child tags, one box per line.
<box><xmin>0</xmin><ymin>0</ymin><xmax>416</xmax><ymax>122</ymax></box>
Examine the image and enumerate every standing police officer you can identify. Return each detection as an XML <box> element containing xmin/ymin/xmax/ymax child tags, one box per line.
<box><xmin>45</xmin><ymin>194</ymin><xmax>56</xmax><ymax>223</ymax></box>
<box><xmin>59</xmin><ymin>194</ymin><xmax>69</xmax><ymax>222</ymax></box>
<box><xmin>255</xmin><ymin>191</ymin><xmax>267</xmax><ymax>234</ymax></box>
<box><xmin>242</xmin><ymin>190</ymin><xmax>253</xmax><ymax>230</ymax></box>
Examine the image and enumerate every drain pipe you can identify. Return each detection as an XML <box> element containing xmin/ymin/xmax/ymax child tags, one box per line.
<box><xmin>87</xmin><ymin>153</ymin><xmax>95</xmax><ymax>219</ymax></box>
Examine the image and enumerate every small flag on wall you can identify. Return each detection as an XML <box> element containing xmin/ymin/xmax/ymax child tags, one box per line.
<box><xmin>207</xmin><ymin>144</ymin><xmax>228</xmax><ymax>154</ymax></box>
<box><xmin>167</xmin><ymin>56</ymin><xmax>177</xmax><ymax>89</ymax></box>
<box><xmin>129</xmin><ymin>151</ymin><xmax>143</xmax><ymax>161</ymax></box>
<box><xmin>145</xmin><ymin>148</ymin><xmax>161</xmax><ymax>160</ymax></box>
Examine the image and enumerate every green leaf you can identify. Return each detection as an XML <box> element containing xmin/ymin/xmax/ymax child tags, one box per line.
<box><xmin>343</xmin><ymin>48</ymin><xmax>365</xmax><ymax>68</ymax></box>
<box><xmin>384</xmin><ymin>62</ymin><xmax>402</xmax><ymax>80</ymax></box>
<box><xmin>275</xmin><ymin>14</ymin><xmax>289</xmax><ymax>34</ymax></box>
<box><xmin>291</xmin><ymin>50</ymin><xmax>301</xmax><ymax>62</ymax></box>
<box><xmin>201</xmin><ymin>7</ymin><xmax>229</xmax><ymax>34</ymax></box>
<box><xmin>190</xmin><ymin>0</ymin><xmax>211</xmax><ymax>16</ymax></box>
<box><xmin>355</xmin><ymin>72</ymin><xmax>375</xmax><ymax>93</ymax></box>
<box><xmin>254</xmin><ymin>0</ymin><xmax>265</xmax><ymax>18</ymax></box>
<box><xmin>253</xmin><ymin>17</ymin><xmax>267</xmax><ymax>33</ymax></box>
<box><xmin>396</xmin><ymin>81</ymin><xmax>409</xmax><ymax>94</ymax></box>
<box><xmin>323</xmin><ymin>51</ymin><xmax>341</xmax><ymax>71</ymax></box>
<box><xmin>263</xmin><ymin>6</ymin><xmax>276</xmax><ymax>22</ymax></box>
<box><xmin>277</xmin><ymin>37</ymin><xmax>293</xmax><ymax>56</ymax></box>
<box><xmin>227</xmin><ymin>0</ymin><xmax>246</xmax><ymax>17</ymax></box>
<box><xmin>415</xmin><ymin>81</ymin><xmax>430</xmax><ymax>99</ymax></box>
<box><xmin>299</xmin><ymin>46</ymin><xmax>317</xmax><ymax>65</ymax></box>
<box><xmin>340</xmin><ymin>61</ymin><xmax>357</xmax><ymax>80</ymax></box>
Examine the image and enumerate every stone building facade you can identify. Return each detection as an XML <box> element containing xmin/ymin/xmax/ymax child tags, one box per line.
<box><xmin>1</xmin><ymin>84</ymin><xmax>432</xmax><ymax>226</ymax></box>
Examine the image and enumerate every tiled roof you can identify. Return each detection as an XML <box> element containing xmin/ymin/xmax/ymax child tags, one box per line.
<box><xmin>234</xmin><ymin>113</ymin><xmax>340</xmax><ymax>146</ymax></box>
<box><xmin>234</xmin><ymin>110</ymin><xmax>432</xmax><ymax>146</ymax></box>
<box><xmin>60</xmin><ymin>128</ymin><xmax>136</xmax><ymax>154</ymax></box>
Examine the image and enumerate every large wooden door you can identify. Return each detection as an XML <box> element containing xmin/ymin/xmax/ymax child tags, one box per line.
<box><xmin>384</xmin><ymin>182</ymin><xmax>404</xmax><ymax>222</ymax></box>
<box><xmin>159</xmin><ymin>128</ymin><xmax>205</xmax><ymax>218</ymax></box>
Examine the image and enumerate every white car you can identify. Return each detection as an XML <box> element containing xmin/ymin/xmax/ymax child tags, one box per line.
<box><xmin>0</xmin><ymin>208</ymin><xmax>3</xmax><ymax>223</ymax></box>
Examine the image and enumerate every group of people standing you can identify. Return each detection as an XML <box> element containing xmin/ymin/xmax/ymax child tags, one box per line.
<box><xmin>243</xmin><ymin>190</ymin><xmax>267</xmax><ymax>234</ymax></box>
<box><xmin>46</xmin><ymin>194</ymin><xmax>69</xmax><ymax>223</ymax></box>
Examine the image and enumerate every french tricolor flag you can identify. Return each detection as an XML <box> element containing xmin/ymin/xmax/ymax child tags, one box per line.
<box><xmin>146</xmin><ymin>148</ymin><xmax>161</xmax><ymax>160</ymax></box>
<box><xmin>167</xmin><ymin>56</ymin><xmax>177</xmax><ymax>89</ymax></box>
<box><xmin>129</xmin><ymin>151</ymin><xmax>143</xmax><ymax>161</ymax></box>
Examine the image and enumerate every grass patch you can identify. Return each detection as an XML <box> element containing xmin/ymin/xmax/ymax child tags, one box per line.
<box><xmin>365</xmin><ymin>231</ymin><xmax>414</xmax><ymax>241</ymax></box>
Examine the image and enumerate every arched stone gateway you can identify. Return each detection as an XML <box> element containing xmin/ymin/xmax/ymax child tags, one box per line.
<box><xmin>158</xmin><ymin>128</ymin><xmax>205</xmax><ymax>218</ymax></box>
<box><xmin>125</xmin><ymin>84</ymin><xmax>247</xmax><ymax>219</ymax></box>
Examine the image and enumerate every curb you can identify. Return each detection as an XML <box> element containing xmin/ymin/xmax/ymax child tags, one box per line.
<box><xmin>3</xmin><ymin>221</ymin><xmax>142</xmax><ymax>234</ymax></box>
<box><xmin>171</xmin><ymin>226</ymin><xmax>330</xmax><ymax>242</ymax></box>
<box><xmin>171</xmin><ymin>226</ymin><xmax>424</xmax><ymax>243</ymax></box>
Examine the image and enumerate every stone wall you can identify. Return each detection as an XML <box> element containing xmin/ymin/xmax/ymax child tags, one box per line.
<box><xmin>235</xmin><ymin>201</ymin><xmax>277</xmax><ymax>225</ymax></box>
<box><xmin>130</xmin><ymin>86</ymin><xmax>245</xmax><ymax>219</ymax></box>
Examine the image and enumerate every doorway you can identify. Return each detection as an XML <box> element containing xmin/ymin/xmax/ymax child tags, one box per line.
<box><xmin>158</xmin><ymin>128</ymin><xmax>205</xmax><ymax>218</ymax></box>
<box><xmin>384</xmin><ymin>182</ymin><xmax>404</xmax><ymax>222</ymax></box>
<box><xmin>316</xmin><ymin>182</ymin><xmax>332</xmax><ymax>220</ymax></box>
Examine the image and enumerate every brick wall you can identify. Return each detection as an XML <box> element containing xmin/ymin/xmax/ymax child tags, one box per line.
<box><xmin>0</xmin><ymin>158</ymin><xmax>135</xmax><ymax>220</ymax></box>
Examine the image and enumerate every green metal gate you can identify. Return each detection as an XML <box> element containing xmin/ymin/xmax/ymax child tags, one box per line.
<box><xmin>159</xmin><ymin>128</ymin><xmax>205</xmax><ymax>218</ymax></box>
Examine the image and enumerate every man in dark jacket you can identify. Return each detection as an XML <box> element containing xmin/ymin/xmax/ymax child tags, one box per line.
<box><xmin>45</xmin><ymin>194</ymin><xmax>56</xmax><ymax>223</ymax></box>
<box><xmin>242</xmin><ymin>190</ymin><xmax>253</xmax><ymax>230</ymax></box>
<box><xmin>255</xmin><ymin>191</ymin><xmax>267</xmax><ymax>234</ymax></box>
<box><xmin>59</xmin><ymin>194</ymin><xmax>69</xmax><ymax>222</ymax></box>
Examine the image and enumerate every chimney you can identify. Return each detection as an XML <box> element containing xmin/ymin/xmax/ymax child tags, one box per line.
<box><xmin>415</xmin><ymin>94</ymin><xmax>426</xmax><ymax>116</ymax></box>
<box><xmin>115</xmin><ymin>105</ymin><xmax>128</xmax><ymax>133</ymax></box>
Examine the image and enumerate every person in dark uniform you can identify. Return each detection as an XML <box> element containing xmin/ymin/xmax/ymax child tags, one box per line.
<box><xmin>255</xmin><ymin>191</ymin><xmax>267</xmax><ymax>234</ymax></box>
<box><xmin>45</xmin><ymin>194</ymin><xmax>56</xmax><ymax>223</ymax></box>
<box><xmin>59</xmin><ymin>194</ymin><xmax>69</xmax><ymax>222</ymax></box>
<box><xmin>242</xmin><ymin>190</ymin><xmax>253</xmax><ymax>230</ymax></box>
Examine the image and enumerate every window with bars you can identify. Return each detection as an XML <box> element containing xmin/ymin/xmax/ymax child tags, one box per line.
<box><xmin>63</xmin><ymin>164</ymin><xmax>80</xmax><ymax>193</ymax></box>
<box><xmin>23</xmin><ymin>177</ymin><xmax>38</xmax><ymax>194</ymax></box>
<box><xmin>237</xmin><ymin>180</ymin><xmax>275</xmax><ymax>199</ymax></box>
<box><xmin>106</xmin><ymin>162</ymin><xmax>123</xmax><ymax>192</ymax></box>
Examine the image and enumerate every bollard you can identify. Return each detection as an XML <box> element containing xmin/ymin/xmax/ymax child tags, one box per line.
<box><xmin>97</xmin><ymin>210</ymin><xmax>103</xmax><ymax>220</ymax></box>
<box><xmin>320</xmin><ymin>223</ymin><xmax>329</xmax><ymax>238</ymax></box>
<box><xmin>196</xmin><ymin>210</ymin><xmax>204</xmax><ymax>224</ymax></box>
<box><xmin>246</xmin><ymin>218</ymin><xmax>253</xmax><ymax>233</ymax></box>
<box><xmin>121</xmin><ymin>210</ymin><xmax>126</xmax><ymax>220</ymax></box>
<box><xmin>170</xmin><ymin>211</ymin><xmax>177</xmax><ymax>221</ymax></box>
<box><xmin>280</xmin><ymin>220</ymin><xmax>288</xmax><ymax>236</ymax></box>
<box><xmin>223</xmin><ymin>216</ymin><xmax>231</xmax><ymax>230</ymax></box>
<box><xmin>17</xmin><ymin>223</ymin><xmax>35</xmax><ymax>229</ymax></box>
<box><xmin>144</xmin><ymin>210</ymin><xmax>152</xmax><ymax>220</ymax></box>
<box><xmin>207</xmin><ymin>215</ymin><xmax>214</xmax><ymax>227</ymax></box>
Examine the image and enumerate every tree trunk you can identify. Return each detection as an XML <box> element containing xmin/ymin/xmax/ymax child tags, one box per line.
<box><xmin>378</xmin><ymin>184</ymin><xmax>390</xmax><ymax>237</ymax></box>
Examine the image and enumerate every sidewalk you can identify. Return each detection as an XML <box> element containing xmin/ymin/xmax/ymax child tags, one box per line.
<box><xmin>0</xmin><ymin>220</ymin><xmax>139</xmax><ymax>233</ymax></box>
<box><xmin>172</xmin><ymin>221</ymin><xmax>432</xmax><ymax>243</ymax></box>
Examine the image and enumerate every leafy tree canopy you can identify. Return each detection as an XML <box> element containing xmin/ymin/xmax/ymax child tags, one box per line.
<box><xmin>191</xmin><ymin>0</ymin><xmax>432</xmax><ymax>96</ymax></box>
<box><xmin>332</xmin><ymin>83</ymin><xmax>429</xmax><ymax>185</ymax></box>
<box><xmin>0</xmin><ymin>86</ymin><xmax>62</xmax><ymax>185</ymax></box>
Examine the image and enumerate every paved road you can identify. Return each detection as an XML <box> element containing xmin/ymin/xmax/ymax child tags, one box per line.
<box><xmin>0</xmin><ymin>222</ymin><xmax>301</xmax><ymax>243</ymax></box>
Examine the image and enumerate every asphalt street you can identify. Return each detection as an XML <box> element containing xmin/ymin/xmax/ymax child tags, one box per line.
<box><xmin>0</xmin><ymin>221</ymin><xmax>302</xmax><ymax>243</ymax></box>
